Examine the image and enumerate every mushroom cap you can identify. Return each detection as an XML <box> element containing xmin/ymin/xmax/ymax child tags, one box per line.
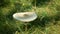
<box><xmin>13</xmin><ymin>12</ymin><xmax>37</xmax><ymax>22</ymax></box>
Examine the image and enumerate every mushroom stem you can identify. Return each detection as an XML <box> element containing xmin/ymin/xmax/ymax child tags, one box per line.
<box><xmin>24</xmin><ymin>22</ymin><xmax>28</xmax><ymax>31</ymax></box>
<box><xmin>25</xmin><ymin>24</ymin><xmax>27</xmax><ymax>31</ymax></box>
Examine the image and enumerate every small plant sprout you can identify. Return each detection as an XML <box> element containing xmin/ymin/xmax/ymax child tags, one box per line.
<box><xmin>13</xmin><ymin>12</ymin><xmax>37</xmax><ymax>31</ymax></box>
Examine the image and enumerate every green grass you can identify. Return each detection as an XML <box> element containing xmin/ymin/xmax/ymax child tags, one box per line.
<box><xmin>0</xmin><ymin>0</ymin><xmax>60</xmax><ymax>34</ymax></box>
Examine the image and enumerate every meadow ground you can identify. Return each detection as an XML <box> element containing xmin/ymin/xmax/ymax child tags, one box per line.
<box><xmin>0</xmin><ymin>0</ymin><xmax>60</xmax><ymax>34</ymax></box>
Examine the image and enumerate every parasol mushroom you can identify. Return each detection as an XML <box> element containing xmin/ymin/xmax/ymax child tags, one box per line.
<box><xmin>13</xmin><ymin>12</ymin><xmax>37</xmax><ymax>31</ymax></box>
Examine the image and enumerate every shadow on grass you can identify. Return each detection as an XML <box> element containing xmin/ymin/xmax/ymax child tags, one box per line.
<box><xmin>0</xmin><ymin>24</ymin><xmax>17</xmax><ymax>34</ymax></box>
<box><xmin>0</xmin><ymin>0</ymin><xmax>10</xmax><ymax>8</ymax></box>
<box><xmin>30</xmin><ymin>16</ymin><xmax>51</xmax><ymax>27</ymax></box>
<box><xmin>32</xmin><ymin>0</ymin><xmax>52</xmax><ymax>7</ymax></box>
